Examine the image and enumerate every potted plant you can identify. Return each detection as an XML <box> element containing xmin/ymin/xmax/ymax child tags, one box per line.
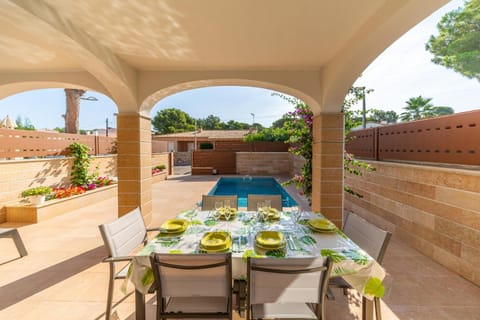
<box><xmin>21</xmin><ymin>186</ymin><xmax>53</xmax><ymax>205</ymax></box>
<box><xmin>152</xmin><ymin>164</ymin><xmax>166</xmax><ymax>175</ymax></box>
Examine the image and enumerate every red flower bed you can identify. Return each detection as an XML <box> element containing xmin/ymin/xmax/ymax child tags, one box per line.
<box><xmin>53</xmin><ymin>186</ymin><xmax>86</xmax><ymax>199</ymax></box>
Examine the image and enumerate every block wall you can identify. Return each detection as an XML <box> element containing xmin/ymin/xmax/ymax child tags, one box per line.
<box><xmin>236</xmin><ymin>152</ymin><xmax>292</xmax><ymax>175</ymax></box>
<box><xmin>345</xmin><ymin>161</ymin><xmax>480</xmax><ymax>286</ymax></box>
<box><xmin>0</xmin><ymin>156</ymin><xmax>117</xmax><ymax>223</ymax></box>
<box><xmin>152</xmin><ymin>153</ymin><xmax>172</xmax><ymax>174</ymax></box>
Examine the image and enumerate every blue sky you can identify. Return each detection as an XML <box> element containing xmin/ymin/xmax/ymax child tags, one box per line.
<box><xmin>0</xmin><ymin>0</ymin><xmax>477</xmax><ymax>130</ymax></box>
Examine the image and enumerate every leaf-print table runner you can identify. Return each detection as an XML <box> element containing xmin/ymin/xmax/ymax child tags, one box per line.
<box><xmin>126</xmin><ymin>210</ymin><xmax>386</xmax><ymax>299</ymax></box>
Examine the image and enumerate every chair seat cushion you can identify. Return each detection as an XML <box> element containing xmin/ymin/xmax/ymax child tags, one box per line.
<box><xmin>251</xmin><ymin>303</ymin><xmax>317</xmax><ymax>319</ymax></box>
<box><xmin>165</xmin><ymin>297</ymin><xmax>229</xmax><ymax>313</ymax></box>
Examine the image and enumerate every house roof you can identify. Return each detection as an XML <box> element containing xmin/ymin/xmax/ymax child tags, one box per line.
<box><xmin>154</xmin><ymin>130</ymin><xmax>250</xmax><ymax>140</ymax></box>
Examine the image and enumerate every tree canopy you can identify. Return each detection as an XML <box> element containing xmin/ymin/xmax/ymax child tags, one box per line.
<box><xmin>152</xmin><ymin>108</ymin><xmax>195</xmax><ymax>134</ymax></box>
<box><xmin>400</xmin><ymin>96</ymin><xmax>434</xmax><ymax>121</ymax></box>
<box><xmin>368</xmin><ymin>109</ymin><xmax>399</xmax><ymax>124</ymax></box>
<box><xmin>152</xmin><ymin>109</ymin><xmax>253</xmax><ymax>133</ymax></box>
<box><xmin>15</xmin><ymin>116</ymin><xmax>35</xmax><ymax>130</ymax></box>
<box><xmin>426</xmin><ymin>0</ymin><xmax>480</xmax><ymax>81</ymax></box>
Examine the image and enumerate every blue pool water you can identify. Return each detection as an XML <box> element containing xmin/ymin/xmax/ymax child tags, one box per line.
<box><xmin>208</xmin><ymin>177</ymin><xmax>297</xmax><ymax>208</ymax></box>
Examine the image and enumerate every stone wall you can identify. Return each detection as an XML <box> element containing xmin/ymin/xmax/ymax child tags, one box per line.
<box><xmin>174</xmin><ymin>152</ymin><xmax>191</xmax><ymax>165</ymax></box>
<box><xmin>0</xmin><ymin>156</ymin><xmax>117</xmax><ymax>223</ymax></box>
<box><xmin>236</xmin><ymin>152</ymin><xmax>292</xmax><ymax>175</ymax></box>
<box><xmin>345</xmin><ymin>161</ymin><xmax>480</xmax><ymax>286</ymax></box>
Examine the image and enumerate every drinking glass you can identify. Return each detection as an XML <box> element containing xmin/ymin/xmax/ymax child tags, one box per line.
<box><xmin>256</xmin><ymin>201</ymin><xmax>264</xmax><ymax>223</ymax></box>
<box><xmin>291</xmin><ymin>206</ymin><xmax>300</xmax><ymax>232</ymax></box>
<box><xmin>224</xmin><ymin>207</ymin><xmax>232</xmax><ymax>221</ymax></box>
<box><xmin>215</xmin><ymin>201</ymin><xmax>223</xmax><ymax>211</ymax></box>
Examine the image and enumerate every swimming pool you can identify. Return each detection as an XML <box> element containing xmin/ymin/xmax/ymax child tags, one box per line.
<box><xmin>208</xmin><ymin>177</ymin><xmax>297</xmax><ymax>208</ymax></box>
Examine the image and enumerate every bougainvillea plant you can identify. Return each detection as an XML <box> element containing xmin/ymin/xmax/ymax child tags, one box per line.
<box><xmin>279</xmin><ymin>87</ymin><xmax>375</xmax><ymax>204</ymax></box>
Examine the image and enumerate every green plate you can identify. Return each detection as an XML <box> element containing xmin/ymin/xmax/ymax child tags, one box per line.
<box><xmin>200</xmin><ymin>231</ymin><xmax>232</xmax><ymax>250</ymax></box>
<box><xmin>256</xmin><ymin>231</ymin><xmax>284</xmax><ymax>248</ymax></box>
<box><xmin>161</xmin><ymin>219</ymin><xmax>188</xmax><ymax>232</ymax></box>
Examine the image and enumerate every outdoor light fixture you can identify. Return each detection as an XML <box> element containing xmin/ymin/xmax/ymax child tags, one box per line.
<box><xmin>80</xmin><ymin>96</ymin><xmax>98</xmax><ymax>101</ymax></box>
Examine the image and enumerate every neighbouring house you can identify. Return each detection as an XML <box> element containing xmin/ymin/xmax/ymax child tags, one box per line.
<box><xmin>152</xmin><ymin>129</ymin><xmax>251</xmax><ymax>152</ymax></box>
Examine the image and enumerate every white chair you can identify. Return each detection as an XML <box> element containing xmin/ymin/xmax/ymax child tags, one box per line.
<box><xmin>247</xmin><ymin>256</ymin><xmax>333</xmax><ymax>320</ymax></box>
<box><xmin>98</xmin><ymin>207</ymin><xmax>160</xmax><ymax>320</ymax></box>
<box><xmin>201</xmin><ymin>195</ymin><xmax>238</xmax><ymax>210</ymax></box>
<box><xmin>247</xmin><ymin>194</ymin><xmax>283</xmax><ymax>211</ymax></box>
<box><xmin>329</xmin><ymin>212</ymin><xmax>391</xmax><ymax>320</ymax></box>
<box><xmin>149</xmin><ymin>253</ymin><xmax>233</xmax><ymax>320</ymax></box>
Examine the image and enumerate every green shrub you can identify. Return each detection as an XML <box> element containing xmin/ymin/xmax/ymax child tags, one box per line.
<box><xmin>21</xmin><ymin>186</ymin><xmax>53</xmax><ymax>197</ymax></box>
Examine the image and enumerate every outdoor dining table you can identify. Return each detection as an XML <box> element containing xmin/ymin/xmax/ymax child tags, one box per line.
<box><xmin>126</xmin><ymin>209</ymin><xmax>386</xmax><ymax>320</ymax></box>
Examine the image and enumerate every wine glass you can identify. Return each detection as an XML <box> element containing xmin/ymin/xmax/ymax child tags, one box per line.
<box><xmin>288</xmin><ymin>206</ymin><xmax>297</xmax><ymax>231</ymax></box>
<box><xmin>214</xmin><ymin>201</ymin><xmax>223</xmax><ymax>220</ymax></box>
<box><xmin>256</xmin><ymin>201</ymin><xmax>265</xmax><ymax>223</ymax></box>
<box><xmin>224</xmin><ymin>207</ymin><xmax>232</xmax><ymax>221</ymax></box>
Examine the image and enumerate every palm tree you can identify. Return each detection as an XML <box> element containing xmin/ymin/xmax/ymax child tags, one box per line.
<box><xmin>64</xmin><ymin>88</ymin><xmax>86</xmax><ymax>133</ymax></box>
<box><xmin>400</xmin><ymin>96</ymin><xmax>434</xmax><ymax>121</ymax></box>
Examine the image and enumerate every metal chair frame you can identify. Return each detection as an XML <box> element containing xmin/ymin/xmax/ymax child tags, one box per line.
<box><xmin>246</xmin><ymin>194</ymin><xmax>283</xmax><ymax>211</ymax></box>
<box><xmin>149</xmin><ymin>253</ymin><xmax>233</xmax><ymax>320</ymax></box>
<box><xmin>98</xmin><ymin>207</ymin><xmax>161</xmax><ymax>320</ymax></box>
<box><xmin>201</xmin><ymin>195</ymin><xmax>239</xmax><ymax>210</ymax></box>
<box><xmin>247</xmin><ymin>257</ymin><xmax>333</xmax><ymax>320</ymax></box>
<box><xmin>329</xmin><ymin>212</ymin><xmax>392</xmax><ymax>320</ymax></box>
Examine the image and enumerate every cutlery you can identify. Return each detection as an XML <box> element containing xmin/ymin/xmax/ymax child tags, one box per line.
<box><xmin>287</xmin><ymin>234</ymin><xmax>297</xmax><ymax>251</ymax></box>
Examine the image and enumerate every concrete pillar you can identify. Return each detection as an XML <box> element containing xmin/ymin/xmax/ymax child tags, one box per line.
<box><xmin>116</xmin><ymin>113</ymin><xmax>152</xmax><ymax>223</ymax></box>
<box><xmin>311</xmin><ymin>113</ymin><xmax>344</xmax><ymax>227</ymax></box>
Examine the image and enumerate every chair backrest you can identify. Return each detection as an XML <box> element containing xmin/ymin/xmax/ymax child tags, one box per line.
<box><xmin>247</xmin><ymin>194</ymin><xmax>282</xmax><ymax>211</ymax></box>
<box><xmin>201</xmin><ymin>195</ymin><xmax>238</xmax><ymax>210</ymax></box>
<box><xmin>343</xmin><ymin>212</ymin><xmax>391</xmax><ymax>264</ymax></box>
<box><xmin>150</xmin><ymin>253</ymin><xmax>232</xmax><ymax>298</ymax></box>
<box><xmin>98</xmin><ymin>207</ymin><xmax>147</xmax><ymax>258</ymax></box>
<box><xmin>247</xmin><ymin>257</ymin><xmax>332</xmax><ymax>305</ymax></box>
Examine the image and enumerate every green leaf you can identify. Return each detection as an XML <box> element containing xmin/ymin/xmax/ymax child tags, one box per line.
<box><xmin>300</xmin><ymin>235</ymin><xmax>316</xmax><ymax>245</ymax></box>
<box><xmin>204</xmin><ymin>219</ymin><xmax>216</xmax><ymax>226</ymax></box>
<box><xmin>242</xmin><ymin>249</ymin><xmax>262</xmax><ymax>262</ymax></box>
<box><xmin>141</xmin><ymin>268</ymin><xmax>154</xmax><ymax>287</ymax></box>
<box><xmin>191</xmin><ymin>219</ymin><xmax>203</xmax><ymax>225</ymax></box>
<box><xmin>168</xmin><ymin>249</ymin><xmax>182</xmax><ymax>254</ymax></box>
<box><xmin>126</xmin><ymin>262</ymin><xmax>133</xmax><ymax>277</ymax></box>
<box><xmin>342</xmin><ymin>249</ymin><xmax>370</xmax><ymax>265</ymax></box>
<box><xmin>364</xmin><ymin>277</ymin><xmax>385</xmax><ymax>298</ymax></box>
<box><xmin>266</xmin><ymin>249</ymin><xmax>286</xmax><ymax>258</ymax></box>
<box><xmin>156</xmin><ymin>238</ymin><xmax>180</xmax><ymax>247</ymax></box>
<box><xmin>320</xmin><ymin>249</ymin><xmax>346</xmax><ymax>263</ymax></box>
<box><xmin>335</xmin><ymin>229</ymin><xmax>348</xmax><ymax>239</ymax></box>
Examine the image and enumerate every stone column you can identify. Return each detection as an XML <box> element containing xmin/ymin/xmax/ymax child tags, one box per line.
<box><xmin>116</xmin><ymin>113</ymin><xmax>152</xmax><ymax>223</ymax></box>
<box><xmin>311</xmin><ymin>113</ymin><xmax>344</xmax><ymax>227</ymax></box>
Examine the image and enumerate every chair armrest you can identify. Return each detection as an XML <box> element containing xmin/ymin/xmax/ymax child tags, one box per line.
<box><xmin>102</xmin><ymin>256</ymin><xmax>133</xmax><ymax>263</ymax></box>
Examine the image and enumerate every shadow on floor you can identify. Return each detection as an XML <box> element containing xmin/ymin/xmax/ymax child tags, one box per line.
<box><xmin>0</xmin><ymin>246</ymin><xmax>106</xmax><ymax>311</ymax></box>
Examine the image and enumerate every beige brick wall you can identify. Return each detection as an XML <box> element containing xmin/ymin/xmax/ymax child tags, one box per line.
<box><xmin>345</xmin><ymin>161</ymin><xmax>480</xmax><ymax>286</ymax></box>
<box><xmin>152</xmin><ymin>153</ymin><xmax>172</xmax><ymax>174</ymax></box>
<box><xmin>312</xmin><ymin>113</ymin><xmax>344</xmax><ymax>226</ymax></box>
<box><xmin>236</xmin><ymin>152</ymin><xmax>292</xmax><ymax>175</ymax></box>
<box><xmin>0</xmin><ymin>156</ymin><xmax>117</xmax><ymax>223</ymax></box>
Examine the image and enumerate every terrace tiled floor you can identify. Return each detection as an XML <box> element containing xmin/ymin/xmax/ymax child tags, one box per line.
<box><xmin>1</xmin><ymin>174</ymin><xmax>479</xmax><ymax>320</ymax></box>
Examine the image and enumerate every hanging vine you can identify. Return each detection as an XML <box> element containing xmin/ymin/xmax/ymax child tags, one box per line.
<box><xmin>69</xmin><ymin>142</ymin><xmax>92</xmax><ymax>186</ymax></box>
